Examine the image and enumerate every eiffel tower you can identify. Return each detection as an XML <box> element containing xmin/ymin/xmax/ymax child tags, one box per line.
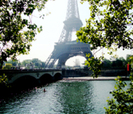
<box><xmin>45</xmin><ymin>0</ymin><xmax>93</xmax><ymax>68</ymax></box>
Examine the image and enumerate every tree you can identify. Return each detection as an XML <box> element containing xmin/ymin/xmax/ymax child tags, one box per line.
<box><xmin>21</xmin><ymin>58</ymin><xmax>45</xmax><ymax>69</ymax></box>
<box><xmin>104</xmin><ymin>76</ymin><xmax>133</xmax><ymax>113</ymax></box>
<box><xmin>41</xmin><ymin>62</ymin><xmax>45</xmax><ymax>68</ymax></box>
<box><xmin>0</xmin><ymin>74</ymin><xmax>8</xmax><ymax>85</ymax></box>
<box><xmin>112</xmin><ymin>59</ymin><xmax>123</xmax><ymax>68</ymax></box>
<box><xmin>77</xmin><ymin>0</ymin><xmax>133</xmax><ymax>77</ymax></box>
<box><xmin>2</xmin><ymin>63</ymin><xmax>12</xmax><ymax>70</ymax></box>
<box><xmin>102</xmin><ymin>58</ymin><xmax>112</xmax><ymax>69</ymax></box>
<box><xmin>0</xmin><ymin>0</ymin><xmax>47</xmax><ymax>69</ymax></box>
<box><xmin>126</xmin><ymin>54</ymin><xmax>132</xmax><ymax>64</ymax></box>
<box><xmin>119</xmin><ymin>57</ymin><xmax>126</xmax><ymax>68</ymax></box>
<box><xmin>32</xmin><ymin>58</ymin><xmax>41</xmax><ymax>63</ymax></box>
<box><xmin>6</xmin><ymin>59</ymin><xmax>18</xmax><ymax>66</ymax></box>
<box><xmin>31</xmin><ymin>58</ymin><xmax>42</xmax><ymax>68</ymax></box>
<box><xmin>21</xmin><ymin>59</ymin><xmax>31</xmax><ymax>66</ymax></box>
<box><xmin>76</xmin><ymin>0</ymin><xmax>133</xmax><ymax>113</ymax></box>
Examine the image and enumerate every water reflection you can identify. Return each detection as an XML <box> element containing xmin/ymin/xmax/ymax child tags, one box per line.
<box><xmin>90</xmin><ymin>81</ymin><xmax>116</xmax><ymax>113</ymax></box>
<box><xmin>0</xmin><ymin>80</ymin><xmax>126</xmax><ymax>114</ymax></box>
<box><xmin>57</xmin><ymin>81</ymin><xmax>94</xmax><ymax>114</ymax></box>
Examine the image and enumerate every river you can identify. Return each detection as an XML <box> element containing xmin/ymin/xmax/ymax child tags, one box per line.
<box><xmin>0</xmin><ymin>80</ymin><xmax>129</xmax><ymax>114</ymax></box>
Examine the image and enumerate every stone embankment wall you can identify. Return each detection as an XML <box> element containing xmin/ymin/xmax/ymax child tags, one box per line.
<box><xmin>100</xmin><ymin>68</ymin><xmax>127</xmax><ymax>76</ymax></box>
<box><xmin>62</xmin><ymin>69</ymin><xmax>92</xmax><ymax>77</ymax></box>
<box><xmin>62</xmin><ymin>68</ymin><xmax>127</xmax><ymax>77</ymax></box>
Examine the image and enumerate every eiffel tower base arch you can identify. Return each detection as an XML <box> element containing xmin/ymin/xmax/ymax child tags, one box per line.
<box><xmin>46</xmin><ymin>41</ymin><xmax>93</xmax><ymax>68</ymax></box>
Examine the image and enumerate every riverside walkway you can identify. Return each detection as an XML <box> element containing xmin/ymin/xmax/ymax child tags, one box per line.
<box><xmin>63</xmin><ymin>76</ymin><xmax>130</xmax><ymax>81</ymax></box>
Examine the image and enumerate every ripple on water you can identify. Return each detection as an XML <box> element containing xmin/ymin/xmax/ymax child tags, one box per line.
<box><xmin>0</xmin><ymin>80</ymin><xmax>125</xmax><ymax>114</ymax></box>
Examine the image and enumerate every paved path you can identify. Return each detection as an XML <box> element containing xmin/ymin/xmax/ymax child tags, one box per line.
<box><xmin>63</xmin><ymin>76</ymin><xmax>129</xmax><ymax>81</ymax></box>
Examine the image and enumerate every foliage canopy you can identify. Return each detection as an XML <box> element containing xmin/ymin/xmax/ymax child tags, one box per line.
<box><xmin>77</xmin><ymin>0</ymin><xmax>133</xmax><ymax>77</ymax></box>
<box><xmin>0</xmin><ymin>0</ymin><xmax>48</xmax><ymax>68</ymax></box>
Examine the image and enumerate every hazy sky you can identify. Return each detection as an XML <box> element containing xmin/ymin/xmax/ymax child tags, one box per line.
<box><xmin>17</xmin><ymin>0</ymin><xmax>132</xmax><ymax>66</ymax></box>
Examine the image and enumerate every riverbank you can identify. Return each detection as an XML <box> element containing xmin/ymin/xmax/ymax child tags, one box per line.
<box><xmin>63</xmin><ymin>76</ymin><xmax>130</xmax><ymax>81</ymax></box>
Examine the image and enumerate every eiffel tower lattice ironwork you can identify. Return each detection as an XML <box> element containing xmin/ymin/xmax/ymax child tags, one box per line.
<box><xmin>45</xmin><ymin>0</ymin><xmax>93</xmax><ymax>68</ymax></box>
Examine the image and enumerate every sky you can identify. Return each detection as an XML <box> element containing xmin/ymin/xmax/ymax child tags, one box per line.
<box><xmin>17</xmin><ymin>0</ymin><xmax>132</xmax><ymax>66</ymax></box>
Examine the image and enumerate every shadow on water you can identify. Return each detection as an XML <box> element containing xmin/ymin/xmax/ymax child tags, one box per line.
<box><xmin>0</xmin><ymin>85</ymin><xmax>47</xmax><ymax>113</ymax></box>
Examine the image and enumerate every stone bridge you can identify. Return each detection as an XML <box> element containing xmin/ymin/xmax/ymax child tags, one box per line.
<box><xmin>0</xmin><ymin>69</ymin><xmax>62</xmax><ymax>86</ymax></box>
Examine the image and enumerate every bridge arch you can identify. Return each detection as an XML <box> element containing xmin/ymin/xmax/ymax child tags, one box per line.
<box><xmin>57</xmin><ymin>53</ymin><xmax>89</xmax><ymax>67</ymax></box>
<box><xmin>65</xmin><ymin>55</ymin><xmax>86</xmax><ymax>66</ymax></box>
<box><xmin>39</xmin><ymin>74</ymin><xmax>53</xmax><ymax>84</ymax></box>
<box><xmin>54</xmin><ymin>73</ymin><xmax>62</xmax><ymax>81</ymax></box>
<box><xmin>12</xmin><ymin>75</ymin><xmax>38</xmax><ymax>89</ymax></box>
<box><xmin>9</xmin><ymin>73</ymin><xmax>38</xmax><ymax>83</ymax></box>
<box><xmin>45</xmin><ymin>41</ymin><xmax>93</xmax><ymax>68</ymax></box>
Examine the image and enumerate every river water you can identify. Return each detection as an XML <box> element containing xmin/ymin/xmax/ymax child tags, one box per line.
<box><xmin>0</xmin><ymin>80</ymin><xmax>128</xmax><ymax>114</ymax></box>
